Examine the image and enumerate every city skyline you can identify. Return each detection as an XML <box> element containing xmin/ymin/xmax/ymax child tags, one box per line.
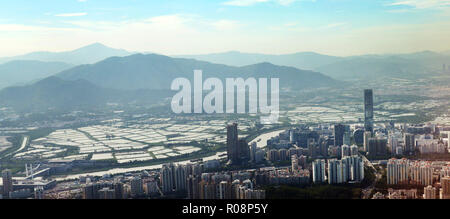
<box><xmin>1</xmin><ymin>0</ymin><xmax>450</xmax><ymax>57</ymax></box>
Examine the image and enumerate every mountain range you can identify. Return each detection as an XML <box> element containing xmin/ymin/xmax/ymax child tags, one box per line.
<box><xmin>1</xmin><ymin>43</ymin><xmax>449</xmax><ymax>112</ymax></box>
<box><xmin>0</xmin><ymin>53</ymin><xmax>338</xmax><ymax>112</ymax></box>
<box><xmin>0</xmin><ymin>76</ymin><xmax>174</xmax><ymax>112</ymax></box>
<box><xmin>56</xmin><ymin>53</ymin><xmax>338</xmax><ymax>90</ymax></box>
<box><xmin>176</xmin><ymin>51</ymin><xmax>343</xmax><ymax>70</ymax></box>
<box><xmin>177</xmin><ymin>50</ymin><xmax>450</xmax><ymax>80</ymax></box>
<box><xmin>0</xmin><ymin>60</ymin><xmax>73</xmax><ymax>89</ymax></box>
<box><xmin>0</xmin><ymin>43</ymin><xmax>133</xmax><ymax>65</ymax></box>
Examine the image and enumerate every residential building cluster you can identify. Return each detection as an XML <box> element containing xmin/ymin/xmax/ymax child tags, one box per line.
<box><xmin>312</xmin><ymin>155</ymin><xmax>364</xmax><ymax>184</ymax></box>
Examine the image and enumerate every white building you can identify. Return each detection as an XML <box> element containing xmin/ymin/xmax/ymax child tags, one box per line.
<box><xmin>312</xmin><ymin>159</ymin><xmax>326</xmax><ymax>183</ymax></box>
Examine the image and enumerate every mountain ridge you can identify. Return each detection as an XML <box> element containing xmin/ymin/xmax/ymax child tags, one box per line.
<box><xmin>0</xmin><ymin>60</ymin><xmax>73</xmax><ymax>89</ymax></box>
<box><xmin>56</xmin><ymin>53</ymin><xmax>339</xmax><ymax>91</ymax></box>
<box><xmin>0</xmin><ymin>43</ymin><xmax>133</xmax><ymax>65</ymax></box>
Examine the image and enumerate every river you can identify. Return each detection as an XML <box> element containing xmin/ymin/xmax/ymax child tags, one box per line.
<box><xmin>54</xmin><ymin>151</ymin><xmax>227</xmax><ymax>181</ymax></box>
<box><xmin>54</xmin><ymin>129</ymin><xmax>286</xmax><ymax>181</ymax></box>
<box><xmin>249</xmin><ymin>129</ymin><xmax>285</xmax><ymax>148</ymax></box>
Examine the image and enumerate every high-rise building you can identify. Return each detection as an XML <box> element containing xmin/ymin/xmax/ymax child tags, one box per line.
<box><xmin>114</xmin><ymin>182</ymin><xmax>124</xmax><ymax>199</ymax></box>
<box><xmin>249</xmin><ymin>142</ymin><xmax>257</xmax><ymax>163</ymax></box>
<box><xmin>327</xmin><ymin>159</ymin><xmax>344</xmax><ymax>184</ymax></box>
<box><xmin>350</xmin><ymin>145</ymin><xmax>359</xmax><ymax>156</ymax></box>
<box><xmin>219</xmin><ymin>181</ymin><xmax>232</xmax><ymax>199</ymax></box>
<box><xmin>387</xmin><ymin>158</ymin><xmax>409</xmax><ymax>185</ymax></box>
<box><xmin>187</xmin><ymin>176</ymin><xmax>200</xmax><ymax>199</ymax></box>
<box><xmin>98</xmin><ymin>187</ymin><xmax>116</xmax><ymax>199</ymax></box>
<box><xmin>363</xmin><ymin>131</ymin><xmax>372</xmax><ymax>152</ymax></box>
<box><xmin>404</xmin><ymin>134</ymin><xmax>416</xmax><ymax>155</ymax></box>
<box><xmin>368</xmin><ymin>137</ymin><xmax>388</xmax><ymax>158</ymax></box>
<box><xmin>409</xmin><ymin>161</ymin><xmax>433</xmax><ymax>186</ymax></box>
<box><xmin>364</xmin><ymin>89</ymin><xmax>374</xmax><ymax>133</ymax></box>
<box><xmin>290</xmin><ymin>130</ymin><xmax>296</xmax><ymax>143</ymax></box>
<box><xmin>353</xmin><ymin>129</ymin><xmax>365</xmax><ymax>145</ymax></box>
<box><xmin>199</xmin><ymin>181</ymin><xmax>216</xmax><ymax>199</ymax></box>
<box><xmin>334</xmin><ymin>124</ymin><xmax>346</xmax><ymax>147</ymax></box>
<box><xmin>174</xmin><ymin>165</ymin><xmax>187</xmax><ymax>192</ymax></box>
<box><xmin>291</xmin><ymin>155</ymin><xmax>299</xmax><ymax>172</ymax></box>
<box><xmin>267</xmin><ymin>149</ymin><xmax>279</xmax><ymax>162</ymax></box>
<box><xmin>308</xmin><ymin>139</ymin><xmax>318</xmax><ymax>158</ymax></box>
<box><xmin>279</xmin><ymin>149</ymin><xmax>288</xmax><ymax>161</ymax></box>
<box><xmin>388</xmin><ymin>135</ymin><xmax>399</xmax><ymax>154</ymax></box>
<box><xmin>160</xmin><ymin>163</ymin><xmax>175</xmax><ymax>193</ymax></box>
<box><xmin>441</xmin><ymin>177</ymin><xmax>450</xmax><ymax>199</ymax></box>
<box><xmin>312</xmin><ymin>159</ymin><xmax>326</xmax><ymax>183</ymax></box>
<box><xmin>130</xmin><ymin>177</ymin><xmax>143</xmax><ymax>197</ymax></box>
<box><xmin>82</xmin><ymin>183</ymin><xmax>103</xmax><ymax>199</ymax></box>
<box><xmin>239</xmin><ymin>138</ymin><xmax>250</xmax><ymax>163</ymax></box>
<box><xmin>343</xmin><ymin>132</ymin><xmax>351</xmax><ymax>146</ymax></box>
<box><xmin>341</xmin><ymin>145</ymin><xmax>351</xmax><ymax>158</ymax></box>
<box><xmin>423</xmin><ymin>185</ymin><xmax>437</xmax><ymax>199</ymax></box>
<box><xmin>227</xmin><ymin>123</ymin><xmax>239</xmax><ymax>164</ymax></box>
<box><xmin>318</xmin><ymin>136</ymin><xmax>330</xmax><ymax>157</ymax></box>
<box><xmin>143</xmin><ymin>181</ymin><xmax>158</xmax><ymax>195</ymax></box>
<box><xmin>2</xmin><ymin>170</ymin><xmax>13</xmax><ymax>198</ymax></box>
<box><xmin>298</xmin><ymin>155</ymin><xmax>307</xmax><ymax>168</ymax></box>
<box><xmin>226</xmin><ymin>123</ymin><xmax>249</xmax><ymax>164</ymax></box>
<box><xmin>342</xmin><ymin>155</ymin><xmax>365</xmax><ymax>182</ymax></box>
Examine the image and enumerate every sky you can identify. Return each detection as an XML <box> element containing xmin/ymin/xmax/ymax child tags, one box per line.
<box><xmin>1</xmin><ymin>0</ymin><xmax>450</xmax><ymax>57</ymax></box>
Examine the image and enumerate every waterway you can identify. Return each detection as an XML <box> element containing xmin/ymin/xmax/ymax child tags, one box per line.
<box><xmin>54</xmin><ymin>129</ymin><xmax>287</xmax><ymax>181</ymax></box>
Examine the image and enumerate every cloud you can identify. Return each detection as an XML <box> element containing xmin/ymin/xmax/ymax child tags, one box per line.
<box><xmin>222</xmin><ymin>0</ymin><xmax>301</xmax><ymax>6</ymax></box>
<box><xmin>323</xmin><ymin>22</ymin><xmax>347</xmax><ymax>28</ymax></box>
<box><xmin>211</xmin><ymin>20</ymin><xmax>242</xmax><ymax>31</ymax></box>
<box><xmin>223</xmin><ymin>0</ymin><xmax>269</xmax><ymax>6</ymax></box>
<box><xmin>2</xmin><ymin>12</ymin><xmax>450</xmax><ymax>58</ymax></box>
<box><xmin>388</xmin><ymin>0</ymin><xmax>450</xmax><ymax>9</ymax></box>
<box><xmin>55</xmin><ymin>12</ymin><xmax>88</xmax><ymax>17</ymax></box>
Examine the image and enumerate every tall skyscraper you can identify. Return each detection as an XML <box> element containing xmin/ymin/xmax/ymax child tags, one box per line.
<box><xmin>227</xmin><ymin>123</ymin><xmax>239</xmax><ymax>164</ymax></box>
<box><xmin>404</xmin><ymin>133</ymin><xmax>416</xmax><ymax>155</ymax></box>
<box><xmin>238</xmin><ymin>138</ymin><xmax>250</xmax><ymax>162</ymax></box>
<box><xmin>364</xmin><ymin>89</ymin><xmax>374</xmax><ymax>133</ymax></box>
<box><xmin>334</xmin><ymin>124</ymin><xmax>346</xmax><ymax>147</ymax></box>
<box><xmin>249</xmin><ymin>142</ymin><xmax>257</xmax><ymax>163</ymax></box>
<box><xmin>2</xmin><ymin>170</ymin><xmax>13</xmax><ymax>198</ymax></box>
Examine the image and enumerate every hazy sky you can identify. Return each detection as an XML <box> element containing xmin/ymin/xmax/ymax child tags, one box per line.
<box><xmin>1</xmin><ymin>0</ymin><xmax>450</xmax><ymax>57</ymax></box>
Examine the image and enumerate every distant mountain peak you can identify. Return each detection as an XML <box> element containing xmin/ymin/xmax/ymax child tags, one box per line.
<box><xmin>76</xmin><ymin>42</ymin><xmax>109</xmax><ymax>50</ymax></box>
